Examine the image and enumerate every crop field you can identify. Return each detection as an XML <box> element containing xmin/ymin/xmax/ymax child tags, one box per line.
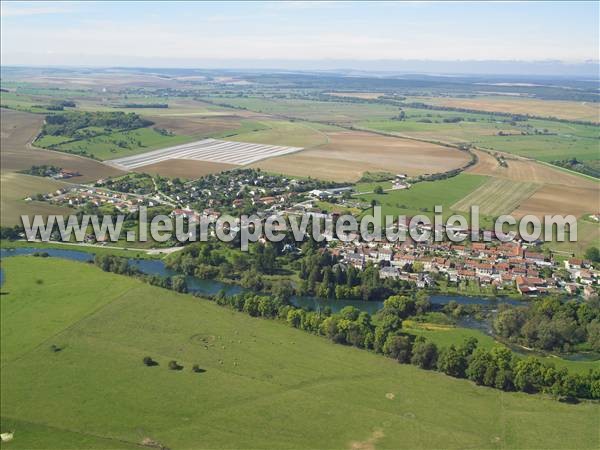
<box><xmin>464</xmin><ymin>150</ymin><xmax>599</xmax><ymax>222</ymax></box>
<box><xmin>355</xmin><ymin>173</ymin><xmax>489</xmax><ymax>220</ymax></box>
<box><xmin>512</xmin><ymin>184</ymin><xmax>599</xmax><ymax>218</ymax></box>
<box><xmin>107</xmin><ymin>138</ymin><xmax>303</xmax><ymax>170</ymax></box>
<box><xmin>473</xmin><ymin>133</ymin><xmax>599</xmax><ymax>162</ymax></box>
<box><xmin>467</xmin><ymin>150</ymin><xmax>597</xmax><ymax>187</ymax></box>
<box><xmin>1</xmin><ymin>257</ymin><xmax>598</xmax><ymax>450</ymax></box>
<box><xmin>0</xmin><ymin>172</ymin><xmax>72</xmax><ymax>226</ymax></box>
<box><xmin>411</xmin><ymin>95</ymin><xmax>600</xmax><ymax>123</ymax></box>
<box><xmin>201</xmin><ymin>96</ymin><xmax>400</xmax><ymax>124</ymax></box>
<box><xmin>228</xmin><ymin>120</ymin><xmax>334</xmax><ymax>148</ymax></box>
<box><xmin>253</xmin><ymin>131</ymin><xmax>471</xmax><ymax>182</ymax></box>
<box><xmin>134</xmin><ymin>159</ymin><xmax>238</xmax><ymax>179</ymax></box>
<box><xmin>326</xmin><ymin>92</ymin><xmax>385</xmax><ymax>99</ymax></box>
<box><xmin>451</xmin><ymin>178</ymin><xmax>540</xmax><ymax>216</ymax></box>
<box><xmin>1</xmin><ymin>109</ymin><xmax>124</xmax><ymax>182</ymax></box>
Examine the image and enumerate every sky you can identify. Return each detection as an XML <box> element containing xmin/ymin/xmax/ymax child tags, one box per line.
<box><xmin>1</xmin><ymin>1</ymin><xmax>599</xmax><ymax>72</ymax></box>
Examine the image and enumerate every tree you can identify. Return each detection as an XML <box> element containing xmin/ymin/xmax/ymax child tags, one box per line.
<box><xmin>171</xmin><ymin>275</ymin><xmax>187</xmax><ymax>293</ymax></box>
<box><xmin>373</xmin><ymin>185</ymin><xmax>384</xmax><ymax>195</ymax></box>
<box><xmin>143</xmin><ymin>356</ymin><xmax>157</xmax><ymax>366</ymax></box>
<box><xmin>287</xmin><ymin>309</ymin><xmax>303</xmax><ymax>328</ymax></box>
<box><xmin>168</xmin><ymin>360</ymin><xmax>182</xmax><ymax>370</ymax></box>
<box><xmin>383</xmin><ymin>334</ymin><xmax>412</xmax><ymax>363</ymax></box>
<box><xmin>438</xmin><ymin>345</ymin><xmax>468</xmax><ymax>378</ymax></box>
<box><xmin>584</xmin><ymin>246</ymin><xmax>600</xmax><ymax>263</ymax></box>
<box><xmin>514</xmin><ymin>358</ymin><xmax>545</xmax><ymax>393</ymax></box>
<box><xmin>410</xmin><ymin>338</ymin><xmax>438</xmax><ymax>370</ymax></box>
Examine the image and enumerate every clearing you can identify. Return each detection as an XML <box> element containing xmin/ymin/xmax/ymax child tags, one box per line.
<box><xmin>1</xmin><ymin>257</ymin><xmax>598</xmax><ymax>449</ymax></box>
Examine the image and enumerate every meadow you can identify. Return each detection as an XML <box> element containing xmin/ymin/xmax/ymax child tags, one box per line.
<box><xmin>43</xmin><ymin>127</ymin><xmax>195</xmax><ymax>161</ymax></box>
<box><xmin>1</xmin><ymin>256</ymin><xmax>598</xmax><ymax>449</ymax></box>
<box><xmin>355</xmin><ymin>173</ymin><xmax>489</xmax><ymax>221</ymax></box>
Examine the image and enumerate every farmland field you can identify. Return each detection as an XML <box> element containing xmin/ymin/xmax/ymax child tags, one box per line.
<box><xmin>0</xmin><ymin>172</ymin><xmax>72</xmax><ymax>226</ymax></box>
<box><xmin>253</xmin><ymin>130</ymin><xmax>471</xmax><ymax>182</ymax></box>
<box><xmin>202</xmin><ymin>96</ymin><xmax>400</xmax><ymax>124</ymax></box>
<box><xmin>451</xmin><ymin>178</ymin><xmax>540</xmax><ymax>216</ymax></box>
<box><xmin>355</xmin><ymin>173</ymin><xmax>489</xmax><ymax>220</ymax></box>
<box><xmin>411</xmin><ymin>95</ymin><xmax>600</xmax><ymax>123</ymax></box>
<box><xmin>107</xmin><ymin>138</ymin><xmax>303</xmax><ymax>170</ymax></box>
<box><xmin>1</xmin><ymin>257</ymin><xmax>598</xmax><ymax>450</ymax></box>
<box><xmin>133</xmin><ymin>159</ymin><xmax>237</xmax><ymax>179</ymax></box>
<box><xmin>1</xmin><ymin>108</ymin><xmax>124</xmax><ymax>181</ymax></box>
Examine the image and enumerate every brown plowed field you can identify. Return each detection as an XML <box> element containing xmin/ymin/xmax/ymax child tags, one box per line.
<box><xmin>254</xmin><ymin>131</ymin><xmax>470</xmax><ymax>182</ymax></box>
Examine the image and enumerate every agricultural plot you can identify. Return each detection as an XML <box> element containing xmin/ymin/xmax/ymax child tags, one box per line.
<box><xmin>451</xmin><ymin>178</ymin><xmax>540</xmax><ymax>216</ymax></box>
<box><xmin>1</xmin><ymin>109</ymin><xmax>124</xmax><ymax>181</ymax></box>
<box><xmin>253</xmin><ymin>131</ymin><xmax>471</xmax><ymax>182</ymax></box>
<box><xmin>106</xmin><ymin>138</ymin><xmax>303</xmax><ymax>170</ymax></box>
<box><xmin>355</xmin><ymin>173</ymin><xmax>489</xmax><ymax>221</ymax></box>
<box><xmin>201</xmin><ymin>96</ymin><xmax>400</xmax><ymax>124</ymax></box>
<box><xmin>0</xmin><ymin>172</ymin><xmax>72</xmax><ymax>226</ymax></box>
<box><xmin>411</xmin><ymin>95</ymin><xmax>600</xmax><ymax>123</ymax></box>
<box><xmin>133</xmin><ymin>159</ymin><xmax>237</xmax><ymax>179</ymax></box>
<box><xmin>1</xmin><ymin>257</ymin><xmax>598</xmax><ymax>450</ymax></box>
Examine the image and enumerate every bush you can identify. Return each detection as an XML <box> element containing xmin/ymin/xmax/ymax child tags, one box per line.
<box><xmin>168</xmin><ymin>360</ymin><xmax>183</xmax><ymax>371</ymax></box>
<box><xmin>143</xmin><ymin>356</ymin><xmax>157</xmax><ymax>366</ymax></box>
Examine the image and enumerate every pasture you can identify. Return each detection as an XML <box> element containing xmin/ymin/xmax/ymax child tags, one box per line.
<box><xmin>411</xmin><ymin>95</ymin><xmax>600</xmax><ymax>123</ymax></box>
<box><xmin>355</xmin><ymin>173</ymin><xmax>489</xmax><ymax>220</ymax></box>
<box><xmin>451</xmin><ymin>178</ymin><xmax>540</xmax><ymax>216</ymax></box>
<box><xmin>1</xmin><ymin>257</ymin><xmax>598</xmax><ymax>449</ymax></box>
<box><xmin>107</xmin><ymin>138</ymin><xmax>303</xmax><ymax>170</ymax></box>
<box><xmin>45</xmin><ymin>127</ymin><xmax>195</xmax><ymax>161</ymax></box>
<box><xmin>253</xmin><ymin>130</ymin><xmax>471</xmax><ymax>182</ymax></box>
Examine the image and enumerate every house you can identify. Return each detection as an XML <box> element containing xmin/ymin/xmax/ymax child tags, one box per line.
<box><xmin>380</xmin><ymin>267</ymin><xmax>400</xmax><ymax>279</ymax></box>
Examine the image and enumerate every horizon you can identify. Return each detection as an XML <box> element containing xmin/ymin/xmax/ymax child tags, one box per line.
<box><xmin>1</xmin><ymin>1</ymin><xmax>599</xmax><ymax>76</ymax></box>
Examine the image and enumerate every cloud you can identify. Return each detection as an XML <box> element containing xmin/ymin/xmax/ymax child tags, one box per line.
<box><xmin>0</xmin><ymin>2</ymin><xmax>75</xmax><ymax>18</ymax></box>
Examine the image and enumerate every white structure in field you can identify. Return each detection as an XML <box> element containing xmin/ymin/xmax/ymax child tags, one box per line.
<box><xmin>105</xmin><ymin>138</ymin><xmax>303</xmax><ymax>170</ymax></box>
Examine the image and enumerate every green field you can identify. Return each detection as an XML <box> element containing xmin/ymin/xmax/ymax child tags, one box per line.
<box><xmin>356</xmin><ymin>173</ymin><xmax>489</xmax><ymax>221</ymax></box>
<box><xmin>451</xmin><ymin>178</ymin><xmax>540</xmax><ymax>216</ymax></box>
<box><xmin>203</xmin><ymin>96</ymin><xmax>399</xmax><ymax>123</ymax></box>
<box><xmin>403</xmin><ymin>321</ymin><xmax>599</xmax><ymax>375</ymax></box>
<box><xmin>1</xmin><ymin>257</ymin><xmax>598</xmax><ymax>449</ymax></box>
<box><xmin>359</xmin><ymin>110</ymin><xmax>600</xmax><ymax>164</ymax></box>
<box><xmin>50</xmin><ymin>127</ymin><xmax>194</xmax><ymax>160</ymax></box>
<box><xmin>227</xmin><ymin>120</ymin><xmax>332</xmax><ymax>148</ymax></box>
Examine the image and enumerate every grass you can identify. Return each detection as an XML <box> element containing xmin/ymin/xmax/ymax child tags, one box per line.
<box><xmin>451</xmin><ymin>178</ymin><xmax>540</xmax><ymax>216</ymax></box>
<box><xmin>402</xmin><ymin>321</ymin><xmax>599</xmax><ymax>375</ymax></box>
<box><xmin>355</xmin><ymin>173</ymin><xmax>489</xmax><ymax>221</ymax></box>
<box><xmin>0</xmin><ymin>172</ymin><xmax>72</xmax><ymax>226</ymax></box>
<box><xmin>202</xmin><ymin>95</ymin><xmax>399</xmax><ymax>123</ymax></box>
<box><xmin>0</xmin><ymin>240</ymin><xmax>158</xmax><ymax>259</ymax></box>
<box><xmin>49</xmin><ymin>127</ymin><xmax>194</xmax><ymax>161</ymax></box>
<box><xmin>226</xmin><ymin>120</ymin><xmax>330</xmax><ymax>148</ymax></box>
<box><xmin>1</xmin><ymin>257</ymin><xmax>598</xmax><ymax>449</ymax></box>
